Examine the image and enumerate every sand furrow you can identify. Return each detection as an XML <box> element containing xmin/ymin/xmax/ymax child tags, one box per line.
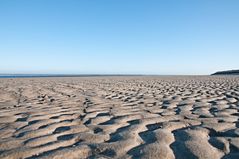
<box><xmin>0</xmin><ymin>76</ymin><xmax>239</xmax><ymax>158</ymax></box>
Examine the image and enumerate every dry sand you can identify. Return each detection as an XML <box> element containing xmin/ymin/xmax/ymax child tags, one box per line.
<box><xmin>0</xmin><ymin>76</ymin><xmax>239</xmax><ymax>159</ymax></box>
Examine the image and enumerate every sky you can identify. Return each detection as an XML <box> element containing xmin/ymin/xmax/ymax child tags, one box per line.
<box><xmin>0</xmin><ymin>0</ymin><xmax>239</xmax><ymax>75</ymax></box>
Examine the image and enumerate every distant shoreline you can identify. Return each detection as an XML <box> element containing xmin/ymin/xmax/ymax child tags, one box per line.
<box><xmin>1</xmin><ymin>74</ymin><xmax>238</xmax><ymax>78</ymax></box>
<box><xmin>0</xmin><ymin>74</ymin><xmax>209</xmax><ymax>78</ymax></box>
<box><xmin>211</xmin><ymin>70</ymin><xmax>239</xmax><ymax>75</ymax></box>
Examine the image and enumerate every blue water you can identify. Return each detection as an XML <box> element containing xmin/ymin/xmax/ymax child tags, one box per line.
<box><xmin>0</xmin><ymin>74</ymin><xmax>68</xmax><ymax>78</ymax></box>
<box><xmin>0</xmin><ymin>74</ymin><xmax>144</xmax><ymax>78</ymax></box>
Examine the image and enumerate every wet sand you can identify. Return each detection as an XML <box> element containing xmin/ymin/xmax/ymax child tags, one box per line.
<box><xmin>0</xmin><ymin>76</ymin><xmax>239</xmax><ymax>159</ymax></box>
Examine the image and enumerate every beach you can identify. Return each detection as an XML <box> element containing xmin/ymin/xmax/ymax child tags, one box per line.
<box><xmin>0</xmin><ymin>76</ymin><xmax>239</xmax><ymax>159</ymax></box>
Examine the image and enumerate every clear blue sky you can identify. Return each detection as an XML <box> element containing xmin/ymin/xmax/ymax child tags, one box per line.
<box><xmin>0</xmin><ymin>0</ymin><xmax>239</xmax><ymax>75</ymax></box>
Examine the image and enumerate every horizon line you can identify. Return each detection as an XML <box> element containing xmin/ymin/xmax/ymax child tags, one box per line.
<box><xmin>0</xmin><ymin>73</ymin><xmax>211</xmax><ymax>78</ymax></box>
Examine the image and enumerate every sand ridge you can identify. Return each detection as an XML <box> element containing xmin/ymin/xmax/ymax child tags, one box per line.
<box><xmin>0</xmin><ymin>76</ymin><xmax>239</xmax><ymax>159</ymax></box>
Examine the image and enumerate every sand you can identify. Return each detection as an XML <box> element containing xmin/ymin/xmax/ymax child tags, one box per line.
<box><xmin>0</xmin><ymin>76</ymin><xmax>239</xmax><ymax>159</ymax></box>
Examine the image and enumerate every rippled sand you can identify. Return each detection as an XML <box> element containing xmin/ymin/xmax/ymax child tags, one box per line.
<box><xmin>0</xmin><ymin>76</ymin><xmax>239</xmax><ymax>159</ymax></box>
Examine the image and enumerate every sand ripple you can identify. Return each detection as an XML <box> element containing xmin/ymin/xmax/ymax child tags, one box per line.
<box><xmin>0</xmin><ymin>76</ymin><xmax>239</xmax><ymax>159</ymax></box>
